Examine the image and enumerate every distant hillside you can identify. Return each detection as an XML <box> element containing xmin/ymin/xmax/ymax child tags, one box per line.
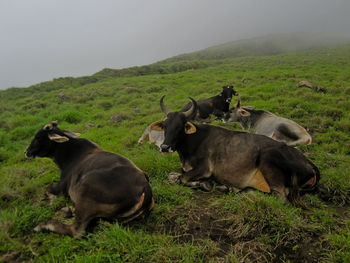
<box><xmin>160</xmin><ymin>32</ymin><xmax>350</xmax><ymax>63</ymax></box>
<box><xmin>93</xmin><ymin>32</ymin><xmax>350</xmax><ymax>79</ymax></box>
<box><xmin>2</xmin><ymin>33</ymin><xmax>349</xmax><ymax>94</ymax></box>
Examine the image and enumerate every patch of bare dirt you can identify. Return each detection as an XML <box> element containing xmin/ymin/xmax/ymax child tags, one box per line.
<box><xmin>145</xmin><ymin>190</ymin><xmax>328</xmax><ymax>262</ymax></box>
<box><xmin>0</xmin><ymin>252</ymin><xmax>21</xmax><ymax>263</ymax></box>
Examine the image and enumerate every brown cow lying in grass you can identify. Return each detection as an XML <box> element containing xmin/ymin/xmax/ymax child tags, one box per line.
<box><xmin>25</xmin><ymin>121</ymin><xmax>154</xmax><ymax>238</ymax></box>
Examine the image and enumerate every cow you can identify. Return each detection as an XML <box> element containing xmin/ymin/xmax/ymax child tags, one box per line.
<box><xmin>25</xmin><ymin>121</ymin><xmax>154</xmax><ymax>238</ymax></box>
<box><xmin>224</xmin><ymin>99</ymin><xmax>312</xmax><ymax>146</ymax></box>
<box><xmin>138</xmin><ymin>85</ymin><xmax>238</xmax><ymax>149</ymax></box>
<box><xmin>149</xmin><ymin>96</ymin><xmax>320</xmax><ymax>206</ymax></box>
<box><xmin>181</xmin><ymin>85</ymin><xmax>238</xmax><ymax>121</ymax></box>
<box><xmin>138</xmin><ymin>123</ymin><xmax>165</xmax><ymax>150</ymax></box>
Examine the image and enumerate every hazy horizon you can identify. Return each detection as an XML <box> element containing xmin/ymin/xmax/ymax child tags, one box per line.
<box><xmin>1</xmin><ymin>0</ymin><xmax>350</xmax><ymax>90</ymax></box>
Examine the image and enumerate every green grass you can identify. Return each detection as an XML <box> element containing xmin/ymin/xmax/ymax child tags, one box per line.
<box><xmin>1</xmin><ymin>43</ymin><xmax>350</xmax><ymax>262</ymax></box>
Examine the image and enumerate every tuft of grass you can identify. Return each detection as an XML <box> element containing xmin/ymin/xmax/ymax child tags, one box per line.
<box><xmin>53</xmin><ymin>110</ymin><xmax>84</xmax><ymax>124</ymax></box>
<box><xmin>322</xmin><ymin>230</ymin><xmax>350</xmax><ymax>262</ymax></box>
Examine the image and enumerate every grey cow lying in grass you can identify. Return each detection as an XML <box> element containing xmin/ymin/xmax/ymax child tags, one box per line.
<box><xmin>224</xmin><ymin>99</ymin><xmax>312</xmax><ymax>146</ymax></box>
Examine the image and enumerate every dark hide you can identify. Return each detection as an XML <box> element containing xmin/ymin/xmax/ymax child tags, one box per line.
<box><xmin>152</xmin><ymin>98</ymin><xmax>320</xmax><ymax>206</ymax></box>
<box><xmin>25</xmin><ymin>121</ymin><xmax>153</xmax><ymax>238</ymax></box>
<box><xmin>181</xmin><ymin>85</ymin><xmax>238</xmax><ymax>120</ymax></box>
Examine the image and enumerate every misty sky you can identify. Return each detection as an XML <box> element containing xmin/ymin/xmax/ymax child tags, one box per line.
<box><xmin>1</xmin><ymin>0</ymin><xmax>350</xmax><ymax>89</ymax></box>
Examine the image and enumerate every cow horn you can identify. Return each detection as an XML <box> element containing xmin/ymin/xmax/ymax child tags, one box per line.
<box><xmin>183</xmin><ymin>97</ymin><xmax>197</xmax><ymax>119</ymax></box>
<box><xmin>160</xmin><ymin>95</ymin><xmax>169</xmax><ymax>115</ymax></box>
<box><xmin>236</xmin><ymin>99</ymin><xmax>241</xmax><ymax>108</ymax></box>
<box><xmin>63</xmin><ymin>131</ymin><xmax>80</xmax><ymax>138</ymax></box>
<box><xmin>48</xmin><ymin>133</ymin><xmax>69</xmax><ymax>143</ymax></box>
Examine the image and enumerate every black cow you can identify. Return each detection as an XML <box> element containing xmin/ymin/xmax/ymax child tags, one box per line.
<box><xmin>25</xmin><ymin>121</ymin><xmax>153</xmax><ymax>238</ymax></box>
<box><xmin>181</xmin><ymin>85</ymin><xmax>238</xmax><ymax>120</ymax></box>
<box><xmin>150</xmin><ymin>97</ymin><xmax>320</xmax><ymax>205</ymax></box>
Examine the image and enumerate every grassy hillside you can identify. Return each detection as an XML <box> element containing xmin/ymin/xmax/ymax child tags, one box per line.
<box><xmin>1</xmin><ymin>43</ymin><xmax>350</xmax><ymax>262</ymax></box>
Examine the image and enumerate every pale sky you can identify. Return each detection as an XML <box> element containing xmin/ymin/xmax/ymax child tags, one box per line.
<box><xmin>1</xmin><ymin>0</ymin><xmax>350</xmax><ymax>89</ymax></box>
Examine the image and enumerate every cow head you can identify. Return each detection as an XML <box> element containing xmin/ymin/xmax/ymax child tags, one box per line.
<box><xmin>25</xmin><ymin>121</ymin><xmax>80</xmax><ymax>158</ymax></box>
<box><xmin>150</xmin><ymin>96</ymin><xmax>197</xmax><ymax>152</ymax></box>
<box><xmin>224</xmin><ymin>99</ymin><xmax>253</xmax><ymax>122</ymax></box>
<box><xmin>220</xmin><ymin>85</ymin><xmax>239</xmax><ymax>103</ymax></box>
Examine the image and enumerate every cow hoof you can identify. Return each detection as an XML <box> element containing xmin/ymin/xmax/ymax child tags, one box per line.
<box><xmin>199</xmin><ymin>181</ymin><xmax>213</xmax><ymax>192</ymax></box>
<box><xmin>34</xmin><ymin>225</ymin><xmax>43</xmax><ymax>232</ymax></box>
<box><xmin>168</xmin><ymin>172</ymin><xmax>182</xmax><ymax>184</ymax></box>
<box><xmin>34</xmin><ymin>223</ymin><xmax>51</xmax><ymax>232</ymax></box>
<box><xmin>34</xmin><ymin>221</ymin><xmax>56</xmax><ymax>233</ymax></box>
<box><xmin>216</xmin><ymin>185</ymin><xmax>229</xmax><ymax>193</ymax></box>
<box><xmin>44</xmin><ymin>191</ymin><xmax>56</xmax><ymax>205</ymax></box>
<box><xmin>61</xmin><ymin>206</ymin><xmax>74</xmax><ymax>218</ymax></box>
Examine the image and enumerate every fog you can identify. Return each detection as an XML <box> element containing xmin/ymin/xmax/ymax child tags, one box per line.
<box><xmin>1</xmin><ymin>0</ymin><xmax>350</xmax><ymax>89</ymax></box>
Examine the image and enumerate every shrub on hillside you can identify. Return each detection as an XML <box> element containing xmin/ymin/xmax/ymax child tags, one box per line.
<box><xmin>54</xmin><ymin>111</ymin><xmax>83</xmax><ymax>124</ymax></box>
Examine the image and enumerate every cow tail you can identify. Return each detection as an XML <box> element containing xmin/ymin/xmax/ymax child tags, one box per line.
<box><xmin>289</xmin><ymin>174</ymin><xmax>308</xmax><ymax>209</ymax></box>
<box><xmin>141</xmin><ymin>177</ymin><xmax>154</xmax><ymax>216</ymax></box>
<box><xmin>119</xmin><ymin>174</ymin><xmax>154</xmax><ymax>223</ymax></box>
<box><xmin>308</xmin><ymin>159</ymin><xmax>321</xmax><ymax>187</ymax></box>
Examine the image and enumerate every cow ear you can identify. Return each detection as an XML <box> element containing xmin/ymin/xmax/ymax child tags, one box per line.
<box><xmin>63</xmin><ymin>131</ymin><xmax>80</xmax><ymax>138</ymax></box>
<box><xmin>184</xmin><ymin>122</ymin><xmax>196</xmax><ymax>134</ymax></box>
<box><xmin>48</xmin><ymin>133</ymin><xmax>69</xmax><ymax>143</ymax></box>
<box><xmin>150</xmin><ymin>120</ymin><xmax>164</xmax><ymax>131</ymax></box>
<box><xmin>239</xmin><ymin>109</ymin><xmax>251</xmax><ymax>117</ymax></box>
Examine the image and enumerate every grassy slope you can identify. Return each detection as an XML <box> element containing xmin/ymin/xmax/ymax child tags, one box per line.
<box><xmin>1</xmin><ymin>44</ymin><xmax>350</xmax><ymax>262</ymax></box>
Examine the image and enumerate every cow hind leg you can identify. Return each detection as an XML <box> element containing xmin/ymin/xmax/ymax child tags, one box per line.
<box><xmin>138</xmin><ymin>129</ymin><xmax>150</xmax><ymax>145</ymax></box>
<box><xmin>34</xmin><ymin>212</ymin><xmax>92</xmax><ymax>238</ymax></box>
<box><xmin>46</xmin><ymin>181</ymin><xmax>65</xmax><ymax>195</ymax></box>
<box><xmin>258</xmin><ymin>163</ymin><xmax>290</xmax><ymax>202</ymax></box>
<box><xmin>180</xmin><ymin>165</ymin><xmax>211</xmax><ymax>186</ymax></box>
<box><xmin>287</xmin><ymin>135</ymin><xmax>312</xmax><ymax>146</ymax></box>
<box><xmin>34</xmin><ymin>201</ymin><xmax>100</xmax><ymax>238</ymax></box>
<box><xmin>168</xmin><ymin>171</ymin><xmax>213</xmax><ymax>191</ymax></box>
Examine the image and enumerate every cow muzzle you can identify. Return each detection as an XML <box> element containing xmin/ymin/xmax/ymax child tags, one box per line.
<box><xmin>24</xmin><ymin>150</ymin><xmax>34</xmax><ymax>159</ymax></box>
<box><xmin>160</xmin><ymin>144</ymin><xmax>171</xmax><ymax>152</ymax></box>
